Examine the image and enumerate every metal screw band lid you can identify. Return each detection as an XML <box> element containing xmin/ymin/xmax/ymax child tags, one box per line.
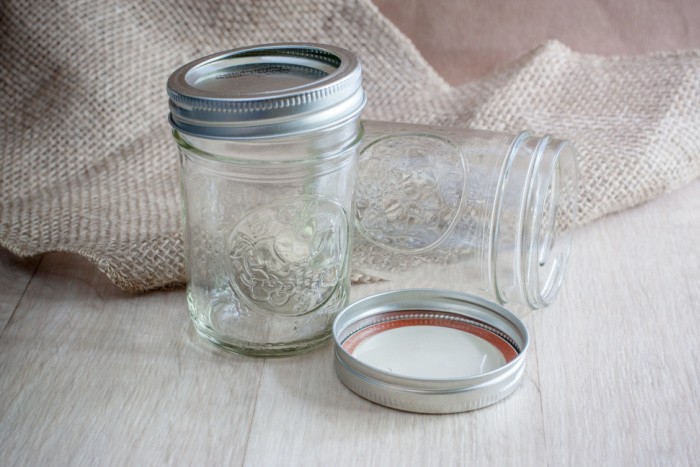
<box><xmin>333</xmin><ymin>289</ymin><xmax>529</xmax><ymax>414</ymax></box>
<box><xmin>167</xmin><ymin>43</ymin><xmax>366</xmax><ymax>139</ymax></box>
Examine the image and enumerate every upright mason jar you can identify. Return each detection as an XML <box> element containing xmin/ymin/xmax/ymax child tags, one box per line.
<box><xmin>167</xmin><ymin>44</ymin><xmax>365</xmax><ymax>356</ymax></box>
<box><xmin>351</xmin><ymin>121</ymin><xmax>578</xmax><ymax>309</ymax></box>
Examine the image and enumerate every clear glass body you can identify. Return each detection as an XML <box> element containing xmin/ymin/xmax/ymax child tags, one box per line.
<box><xmin>176</xmin><ymin>120</ymin><xmax>361</xmax><ymax>356</ymax></box>
<box><xmin>351</xmin><ymin>121</ymin><xmax>578</xmax><ymax>309</ymax></box>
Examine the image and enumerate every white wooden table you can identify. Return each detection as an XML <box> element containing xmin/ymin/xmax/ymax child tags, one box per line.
<box><xmin>1</xmin><ymin>180</ymin><xmax>698</xmax><ymax>465</ymax></box>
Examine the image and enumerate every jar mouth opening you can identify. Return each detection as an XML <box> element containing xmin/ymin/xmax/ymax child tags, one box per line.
<box><xmin>490</xmin><ymin>134</ymin><xmax>578</xmax><ymax>309</ymax></box>
<box><xmin>524</xmin><ymin>140</ymin><xmax>578</xmax><ymax>308</ymax></box>
<box><xmin>181</xmin><ymin>46</ymin><xmax>340</xmax><ymax>99</ymax></box>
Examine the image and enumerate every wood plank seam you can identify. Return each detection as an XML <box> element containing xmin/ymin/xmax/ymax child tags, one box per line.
<box><xmin>241</xmin><ymin>358</ymin><xmax>267</xmax><ymax>466</ymax></box>
<box><xmin>0</xmin><ymin>254</ymin><xmax>44</xmax><ymax>340</ymax></box>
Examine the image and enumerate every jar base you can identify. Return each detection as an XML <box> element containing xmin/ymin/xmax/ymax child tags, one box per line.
<box><xmin>192</xmin><ymin>321</ymin><xmax>331</xmax><ymax>357</ymax></box>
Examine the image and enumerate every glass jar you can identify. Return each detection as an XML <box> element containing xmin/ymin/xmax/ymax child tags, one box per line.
<box><xmin>167</xmin><ymin>44</ymin><xmax>365</xmax><ymax>356</ymax></box>
<box><xmin>351</xmin><ymin>121</ymin><xmax>578</xmax><ymax>309</ymax></box>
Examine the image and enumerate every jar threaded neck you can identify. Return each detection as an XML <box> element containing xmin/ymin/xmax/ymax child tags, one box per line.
<box><xmin>490</xmin><ymin>133</ymin><xmax>578</xmax><ymax>308</ymax></box>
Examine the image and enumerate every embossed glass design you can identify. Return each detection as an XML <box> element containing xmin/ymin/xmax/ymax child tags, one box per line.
<box><xmin>352</xmin><ymin>121</ymin><xmax>578</xmax><ymax>309</ymax></box>
<box><xmin>176</xmin><ymin>129</ymin><xmax>359</xmax><ymax>356</ymax></box>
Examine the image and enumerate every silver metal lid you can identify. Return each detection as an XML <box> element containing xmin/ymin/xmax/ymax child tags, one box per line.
<box><xmin>333</xmin><ymin>289</ymin><xmax>529</xmax><ymax>413</ymax></box>
<box><xmin>167</xmin><ymin>43</ymin><xmax>366</xmax><ymax>138</ymax></box>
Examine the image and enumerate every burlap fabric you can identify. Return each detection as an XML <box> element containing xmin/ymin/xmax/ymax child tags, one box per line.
<box><xmin>1</xmin><ymin>0</ymin><xmax>699</xmax><ymax>292</ymax></box>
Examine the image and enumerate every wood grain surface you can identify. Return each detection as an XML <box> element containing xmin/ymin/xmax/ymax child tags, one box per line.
<box><xmin>534</xmin><ymin>180</ymin><xmax>700</xmax><ymax>465</ymax></box>
<box><xmin>1</xmin><ymin>180</ymin><xmax>698</xmax><ymax>465</ymax></box>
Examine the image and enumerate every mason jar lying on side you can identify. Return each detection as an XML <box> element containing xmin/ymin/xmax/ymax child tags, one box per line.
<box><xmin>168</xmin><ymin>44</ymin><xmax>365</xmax><ymax>356</ymax></box>
<box><xmin>351</xmin><ymin>121</ymin><xmax>579</xmax><ymax>309</ymax></box>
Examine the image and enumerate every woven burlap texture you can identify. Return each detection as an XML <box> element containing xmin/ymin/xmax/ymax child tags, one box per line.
<box><xmin>2</xmin><ymin>0</ymin><xmax>699</xmax><ymax>292</ymax></box>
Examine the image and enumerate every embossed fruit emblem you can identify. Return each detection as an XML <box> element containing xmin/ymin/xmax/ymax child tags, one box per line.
<box><xmin>355</xmin><ymin>134</ymin><xmax>465</xmax><ymax>252</ymax></box>
<box><xmin>229</xmin><ymin>196</ymin><xmax>348</xmax><ymax>316</ymax></box>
